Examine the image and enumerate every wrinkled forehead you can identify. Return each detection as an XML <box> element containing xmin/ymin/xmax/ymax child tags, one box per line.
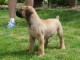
<box><xmin>21</xmin><ymin>6</ymin><xmax>34</xmax><ymax>11</ymax></box>
<box><xmin>21</xmin><ymin>6</ymin><xmax>27</xmax><ymax>10</ymax></box>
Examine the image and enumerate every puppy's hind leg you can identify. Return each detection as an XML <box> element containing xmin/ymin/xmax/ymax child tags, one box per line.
<box><xmin>57</xmin><ymin>26</ymin><xmax>65</xmax><ymax>49</ymax></box>
<box><xmin>44</xmin><ymin>38</ymin><xmax>50</xmax><ymax>47</ymax></box>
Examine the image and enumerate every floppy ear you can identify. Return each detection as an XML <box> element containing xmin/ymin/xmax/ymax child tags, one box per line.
<box><xmin>26</xmin><ymin>6</ymin><xmax>33</xmax><ymax>14</ymax></box>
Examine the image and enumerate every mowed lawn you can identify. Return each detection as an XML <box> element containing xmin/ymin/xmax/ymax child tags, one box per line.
<box><xmin>0</xmin><ymin>8</ymin><xmax>80</xmax><ymax>60</ymax></box>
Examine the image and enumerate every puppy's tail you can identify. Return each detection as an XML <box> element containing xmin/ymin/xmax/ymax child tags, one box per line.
<box><xmin>56</xmin><ymin>16</ymin><xmax>59</xmax><ymax>20</ymax></box>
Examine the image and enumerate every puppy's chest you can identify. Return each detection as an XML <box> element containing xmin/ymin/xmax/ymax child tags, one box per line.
<box><xmin>29</xmin><ymin>24</ymin><xmax>45</xmax><ymax>37</ymax></box>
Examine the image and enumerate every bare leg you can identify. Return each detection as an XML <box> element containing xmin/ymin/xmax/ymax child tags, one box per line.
<box><xmin>38</xmin><ymin>35</ymin><xmax>45</xmax><ymax>57</ymax></box>
<box><xmin>8</xmin><ymin>0</ymin><xmax>17</xmax><ymax>18</ymax></box>
<box><xmin>29</xmin><ymin>36</ymin><xmax>35</xmax><ymax>53</ymax></box>
<box><xmin>25</xmin><ymin>0</ymin><xmax>34</xmax><ymax>6</ymax></box>
<box><xmin>6</xmin><ymin>0</ymin><xmax>17</xmax><ymax>28</ymax></box>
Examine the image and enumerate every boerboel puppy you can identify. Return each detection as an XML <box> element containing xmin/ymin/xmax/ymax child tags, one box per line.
<box><xmin>16</xmin><ymin>6</ymin><xmax>65</xmax><ymax>56</ymax></box>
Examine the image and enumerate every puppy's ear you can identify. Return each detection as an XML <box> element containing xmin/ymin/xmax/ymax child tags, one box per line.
<box><xmin>26</xmin><ymin>6</ymin><xmax>33</xmax><ymax>14</ymax></box>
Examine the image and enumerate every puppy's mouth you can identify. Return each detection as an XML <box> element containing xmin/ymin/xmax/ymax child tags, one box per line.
<box><xmin>16</xmin><ymin>10</ymin><xmax>23</xmax><ymax>18</ymax></box>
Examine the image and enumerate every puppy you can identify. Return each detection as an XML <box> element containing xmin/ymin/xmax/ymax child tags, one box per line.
<box><xmin>16</xmin><ymin>6</ymin><xmax>65</xmax><ymax>56</ymax></box>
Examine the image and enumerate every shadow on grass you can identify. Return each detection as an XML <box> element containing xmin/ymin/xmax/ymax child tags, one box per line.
<box><xmin>0</xmin><ymin>50</ymin><xmax>36</xmax><ymax>59</ymax></box>
<box><xmin>0</xmin><ymin>50</ymin><xmax>29</xmax><ymax>56</ymax></box>
<box><xmin>45</xmin><ymin>45</ymin><xmax>60</xmax><ymax>49</ymax></box>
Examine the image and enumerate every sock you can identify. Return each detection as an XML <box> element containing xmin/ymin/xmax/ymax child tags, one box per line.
<box><xmin>10</xmin><ymin>18</ymin><xmax>15</xmax><ymax>23</ymax></box>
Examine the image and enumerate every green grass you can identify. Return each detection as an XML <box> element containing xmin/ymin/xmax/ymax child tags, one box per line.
<box><xmin>0</xmin><ymin>8</ymin><xmax>80</xmax><ymax>60</ymax></box>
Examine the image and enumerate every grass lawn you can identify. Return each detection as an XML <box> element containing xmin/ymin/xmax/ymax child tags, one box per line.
<box><xmin>0</xmin><ymin>8</ymin><xmax>80</xmax><ymax>60</ymax></box>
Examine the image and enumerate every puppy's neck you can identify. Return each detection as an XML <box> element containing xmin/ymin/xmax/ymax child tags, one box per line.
<box><xmin>26</xmin><ymin>12</ymin><xmax>42</xmax><ymax>27</ymax></box>
<box><xmin>26</xmin><ymin>12</ymin><xmax>32</xmax><ymax>27</ymax></box>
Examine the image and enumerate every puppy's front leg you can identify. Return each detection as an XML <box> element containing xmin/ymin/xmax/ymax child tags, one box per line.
<box><xmin>38</xmin><ymin>35</ymin><xmax>45</xmax><ymax>56</ymax></box>
<box><xmin>29</xmin><ymin>35</ymin><xmax>35</xmax><ymax>53</ymax></box>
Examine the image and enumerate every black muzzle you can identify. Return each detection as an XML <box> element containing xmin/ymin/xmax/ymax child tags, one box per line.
<box><xmin>16</xmin><ymin>10</ymin><xmax>23</xmax><ymax>18</ymax></box>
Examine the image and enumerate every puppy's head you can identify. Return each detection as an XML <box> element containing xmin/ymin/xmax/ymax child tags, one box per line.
<box><xmin>16</xmin><ymin>6</ymin><xmax>35</xmax><ymax>18</ymax></box>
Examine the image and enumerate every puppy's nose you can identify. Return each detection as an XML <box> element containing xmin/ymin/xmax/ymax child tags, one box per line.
<box><xmin>16</xmin><ymin>10</ymin><xmax>23</xmax><ymax>18</ymax></box>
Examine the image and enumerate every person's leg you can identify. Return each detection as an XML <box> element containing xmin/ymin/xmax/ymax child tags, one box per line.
<box><xmin>6</xmin><ymin>0</ymin><xmax>17</xmax><ymax>28</ymax></box>
<box><xmin>25</xmin><ymin>0</ymin><xmax>34</xmax><ymax>6</ymax></box>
